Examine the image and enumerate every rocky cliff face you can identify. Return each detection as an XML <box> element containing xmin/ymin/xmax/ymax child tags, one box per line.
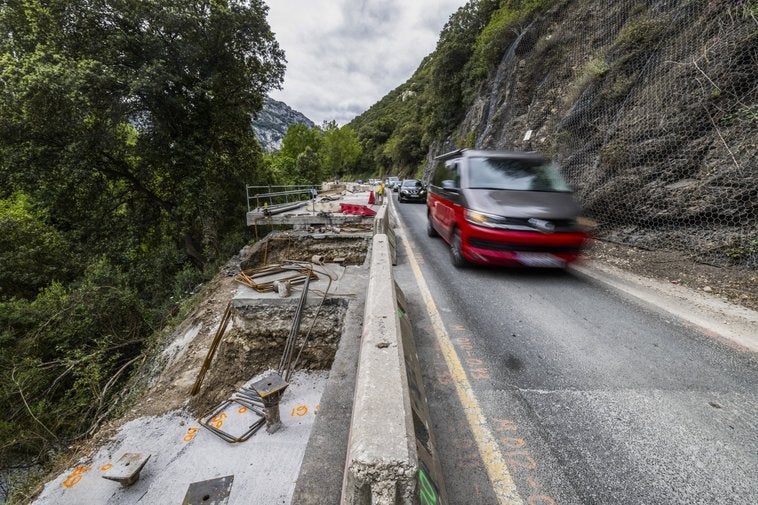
<box><xmin>427</xmin><ymin>0</ymin><xmax>757</xmax><ymax>267</ymax></box>
<box><xmin>253</xmin><ymin>97</ymin><xmax>315</xmax><ymax>151</ymax></box>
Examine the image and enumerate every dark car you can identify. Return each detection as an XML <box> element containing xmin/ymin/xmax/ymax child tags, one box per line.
<box><xmin>398</xmin><ymin>179</ymin><xmax>427</xmax><ymax>203</ymax></box>
<box><xmin>386</xmin><ymin>176</ymin><xmax>400</xmax><ymax>191</ymax></box>
<box><xmin>426</xmin><ymin>149</ymin><xmax>589</xmax><ymax>268</ymax></box>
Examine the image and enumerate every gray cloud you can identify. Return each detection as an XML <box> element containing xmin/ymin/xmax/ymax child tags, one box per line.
<box><xmin>265</xmin><ymin>0</ymin><xmax>466</xmax><ymax>125</ymax></box>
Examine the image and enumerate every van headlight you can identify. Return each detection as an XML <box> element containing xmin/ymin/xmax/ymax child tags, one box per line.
<box><xmin>464</xmin><ymin>210</ymin><xmax>512</xmax><ymax>229</ymax></box>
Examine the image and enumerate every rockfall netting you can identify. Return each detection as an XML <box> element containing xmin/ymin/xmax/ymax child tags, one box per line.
<box><xmin>455</xmin><ymin>0</ymin><xmax>757</xmax><ymax>268</ymax></box>
<box><xmin>558</xmin><ymin>0</ymin><xmax>757</xmax><ymax>268</ymax></box>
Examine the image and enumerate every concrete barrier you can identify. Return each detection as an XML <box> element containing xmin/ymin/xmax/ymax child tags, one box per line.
<box><xmin>373</xmin><ymin>205</ymin><xmax>397</xmax><ymax>265</ymax></box>
<box><xmin>341</xmin><ymin>233</ymin><xmax>448</xmax><ymax>505</ymax></box>
<box><xmin>341</xmin><ymin>235</ymin><xmax>416</xmax><ymax>505</ymax></box>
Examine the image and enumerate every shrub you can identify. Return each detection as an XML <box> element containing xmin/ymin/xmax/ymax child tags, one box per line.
<box><xmin>0</xmin><ymin>259</ymin><xmax>149</xmax><ymax>470</ymax></box>
<box><xmin>564</xmin><ymin>56</ymin><xmax>610</xmax><ymax>106</ymax></box>
<box><xmin>465</xmin><ymin>0</ymin><xmax>555</xmax><ymax>96</ymax></box>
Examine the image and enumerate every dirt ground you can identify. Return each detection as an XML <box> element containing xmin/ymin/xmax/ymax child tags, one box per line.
<box><xmin>585</xmin><ymin>239</ymin><xmax>758</xmax><ymax>311</ymax></box>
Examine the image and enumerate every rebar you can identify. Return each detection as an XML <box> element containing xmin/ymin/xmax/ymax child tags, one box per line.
<box><xmin>278</xmin><ymin>270</ymin><xmax>311</xmax><ymax>376</ymax></box>
<box><xmin>191</xmin><ymin>301</ymin><xmax>233</xmax><ymax>396</ymax></box>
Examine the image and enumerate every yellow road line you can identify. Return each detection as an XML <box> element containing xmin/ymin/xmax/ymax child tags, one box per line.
<box><xmin>394</xmin><ymin>222</ymin><xmax>525</xmax><ymax>505</ymax></box>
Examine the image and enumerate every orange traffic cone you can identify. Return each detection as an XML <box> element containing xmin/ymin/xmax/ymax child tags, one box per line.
<box><xmin>367</xmin><ymin>191</ymin><xmax>375</xmax><ymax>205</ymax></box>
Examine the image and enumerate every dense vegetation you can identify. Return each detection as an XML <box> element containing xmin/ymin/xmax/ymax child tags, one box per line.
<box><xmin>348</xmin><ymin>0</ymin><xmax>554</xmax><ymax>178</ymax></box>
<box><xmin>0</xmin><ymin>0</ymin><xmax>284</xmax><ymax>491</ymax></box>
<box><xmin>259</xmin><ymin>1</ymin><xmax>553</xmax><ymax>182</ymax></box>
<box><xmin>265</xmin><ymin>120</ymin><xmax>362</xmax><ymax>184</ymax></box>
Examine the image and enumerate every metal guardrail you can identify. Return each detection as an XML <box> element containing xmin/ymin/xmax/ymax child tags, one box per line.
<box><xmin>246</xmin><ymin>185</ymin><xmax>319</xmax><ymax>213</ymax></box>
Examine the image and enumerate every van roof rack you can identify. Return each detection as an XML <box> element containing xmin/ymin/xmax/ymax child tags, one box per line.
<box><xmin>434</xmin><ymin>149</ymin><xmax>465</xmax><ymax>161</ymax></box>
<box><xmin>434</xmin><ymin>148</ymin><xmax>543</xmax><ymax>161</ymax></box>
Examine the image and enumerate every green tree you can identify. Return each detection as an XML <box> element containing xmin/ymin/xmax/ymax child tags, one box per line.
<box><xmin>424</xmin><ymin>0</ymin><xmax>497</xmax><ymax>135</ymax></box>
<box><xmin>0</xmin><ymin>0</ymin><xmax>285</xmax><ymax>266</ymax></box>
<box><xmin>386</xmin><ymin>123</ymin><xmax>426</xmax><ymax>170</ymax></box>
<box><xmin>278</xmin><ymin>123</ymin><xmax>324</xmax><ymax>183</ymax></box>
<box><xmin>0</xmin><ymin>0</ymin><xmax>285</xmax><ymax>477</ymax></box>
<box><xmin>296</xmin><ymin>146</ymin><xmax>323</xmax><ymax>184</ymax></box>
<box><xmin>0</xmin><ymin>192</ymin><xmax>77</xmax><ymax>299</ymax></box>
<box><xmin>319</xmin><ymin>121</ymin><xmax>362</xmax><ymax>180</ymax></box>
<box><xmin>280</xmin><ymin>123</ymin><xmax>324</xmax><ymax>160</ymax></box>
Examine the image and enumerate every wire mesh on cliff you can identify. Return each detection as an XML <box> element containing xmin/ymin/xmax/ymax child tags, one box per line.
<box><xmin>464</xmin><ymin>0</ymin><xmax>757</xmax><ymax>268</ymax></box>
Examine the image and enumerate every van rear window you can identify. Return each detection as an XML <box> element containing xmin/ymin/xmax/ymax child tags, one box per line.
<box><xmin>468</xmin><ymin>158</ymin><xmax>571</xmax><ymax>192</ymax></box>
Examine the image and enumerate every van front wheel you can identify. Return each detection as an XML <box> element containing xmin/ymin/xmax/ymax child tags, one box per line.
<box><xmin>450</xmin><ymin>228</ymin><xmax>467</xmax><ymax>268</ymax></box>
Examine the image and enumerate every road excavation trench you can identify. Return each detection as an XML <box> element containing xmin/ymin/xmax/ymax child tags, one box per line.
<box><xmin>190</xmin><ymin>300</ymin><xmax>348</xmax><ymax>414</ymax></box>
<box><xmin>190</xmin><ymin>232</ymin><xmax>367</xmax><ymax>415</ymax></box>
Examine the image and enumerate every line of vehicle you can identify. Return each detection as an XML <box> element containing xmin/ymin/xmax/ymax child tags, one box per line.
<box><xmin>394</xmin><ymin>212</ymin><xmax>525</xmax><ymax>505</ymax></box>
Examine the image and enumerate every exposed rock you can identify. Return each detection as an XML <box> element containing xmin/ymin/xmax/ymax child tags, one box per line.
<box><xmin>252</xmin><ymin>96</ymin><xmax>315</xmax><ymax>152</ymax></box>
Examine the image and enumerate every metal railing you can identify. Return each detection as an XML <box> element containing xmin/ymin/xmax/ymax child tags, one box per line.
<box><xmin>246</xmin><ymin>185</ymin><xmax>319</xmax><ymax>213</ymax></box>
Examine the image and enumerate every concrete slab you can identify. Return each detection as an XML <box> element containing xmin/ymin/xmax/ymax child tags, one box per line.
<box><xmin>182</xmin><ymin>475</ymin><xmax>234</xmax><ymax>504</ymax></box>
<box><xmin>247</xmin><ymin>192</ymin><xmax>385</xmax><ymax>227</ymax></box>
<box><xmin>100</xmin><ymin>452</ymin><xmax>150</xmax><ymax>487</ymax></box>
<box><xmin>33</xmin><ymin>370</ymin><xmax>329</xmax><ymax>505</ymax></box>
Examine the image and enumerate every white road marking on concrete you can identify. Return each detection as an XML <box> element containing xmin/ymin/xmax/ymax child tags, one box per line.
<box><xmin>394</xmin><ymin>222</ymin><xmax>525</xmax><ymax>505</ymax></box>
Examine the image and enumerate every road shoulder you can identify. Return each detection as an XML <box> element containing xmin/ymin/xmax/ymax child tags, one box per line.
<box><xmin>571</xmin><ymin>260</ymin><xmax>758</xmax><ymax>353</ymax></box>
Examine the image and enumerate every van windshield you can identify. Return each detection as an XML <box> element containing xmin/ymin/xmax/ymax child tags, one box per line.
<box><xmin>467</xmin><ymin>157</ymin><xmax>571</xmax><ymax>192</ymax></box>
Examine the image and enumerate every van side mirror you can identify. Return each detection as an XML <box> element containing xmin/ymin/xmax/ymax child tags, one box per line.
<box><xmin>441</xmin><ymin>180</ymin><xmax>459</xmax><ymax>192</ymax></box>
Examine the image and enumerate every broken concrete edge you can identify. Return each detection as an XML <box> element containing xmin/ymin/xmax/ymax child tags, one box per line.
<box><xmin>341</xmin><ymin>235</ymin><xmax>418</xmax><ymax>505</ymax></box>
<box><xmin>571</xmin><ymin>260</ymin><xmax>758</xmax><ymax>353</ymax></box>
<box><xmin>344</xmin><ymin>460</ymin><xmax>416</xmax><ymax>505</ymax></box>
<box><xmin>246</xmin><ymin>212</ymin><xmax>368</xmax><ymax>227</ymax></box>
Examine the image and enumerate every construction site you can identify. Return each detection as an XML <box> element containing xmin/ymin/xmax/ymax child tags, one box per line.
<box><xmin>29</xmin><ymin>185</ymin><xmax>441</xmax><ymax>505</ymax></box>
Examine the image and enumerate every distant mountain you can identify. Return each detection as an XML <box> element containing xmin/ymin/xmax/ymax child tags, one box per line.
<box><xmin>252</xmin><ymin>97</ymin><xmax>315</xmax><ymax>151</ymax></box>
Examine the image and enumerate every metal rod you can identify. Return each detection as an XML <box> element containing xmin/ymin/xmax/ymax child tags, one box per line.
<box><xmin>191</xmin><ymin>302</ymin><xmax>233</xmax><ymax>396</ymax></box>
<box><xmin>288</xmin><ymin>272</ymin><xmax>334</xmax><ymax>381</ymax></box>
<box><xmin>278</xmin><ymin>271</ymin><xmax>311</xmax><ymax>375</ymax></box>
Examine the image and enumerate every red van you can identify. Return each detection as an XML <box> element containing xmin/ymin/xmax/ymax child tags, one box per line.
<box><xmin>426</xmin><ymin>149</ymin><xmax>589</xmax><ymax>268</ymax></box>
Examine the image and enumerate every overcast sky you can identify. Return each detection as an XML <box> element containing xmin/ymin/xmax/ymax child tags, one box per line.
<box><xmin>264</xmin><ymin>0</ymin><xmax>466</xmax><ymax>126</ymax></box>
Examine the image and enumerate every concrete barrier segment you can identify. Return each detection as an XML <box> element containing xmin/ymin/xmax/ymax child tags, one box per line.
<box><xmin>341</xmin><ymin>235</ymin><xmax>418</xmax><ymax>505</ymax></box>
<box><xmin>385</xmin><ymin>196</ymin><xmax>399</xmax><ymax>265</ymax></box>
<box><xmin>373</xmin><ymin>205</ymin><xmax>397</xmax><ymax>266</ymax></box>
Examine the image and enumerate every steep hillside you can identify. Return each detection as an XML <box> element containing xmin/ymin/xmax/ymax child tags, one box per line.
<box><xmin>352</xmin><ymin>0</ymin><xmax>757</xmax><ymax>268</ymax></box>
<box><xmin>253</xmin><ymin>96</ymin><xmax>315</xmax><ymax>151</ymax></box>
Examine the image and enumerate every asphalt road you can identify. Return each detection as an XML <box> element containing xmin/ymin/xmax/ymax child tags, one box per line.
<box><xmin>391</xmin><ymin>195</ymin><xmax>758</xmax><ymax>505</ymax></box>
